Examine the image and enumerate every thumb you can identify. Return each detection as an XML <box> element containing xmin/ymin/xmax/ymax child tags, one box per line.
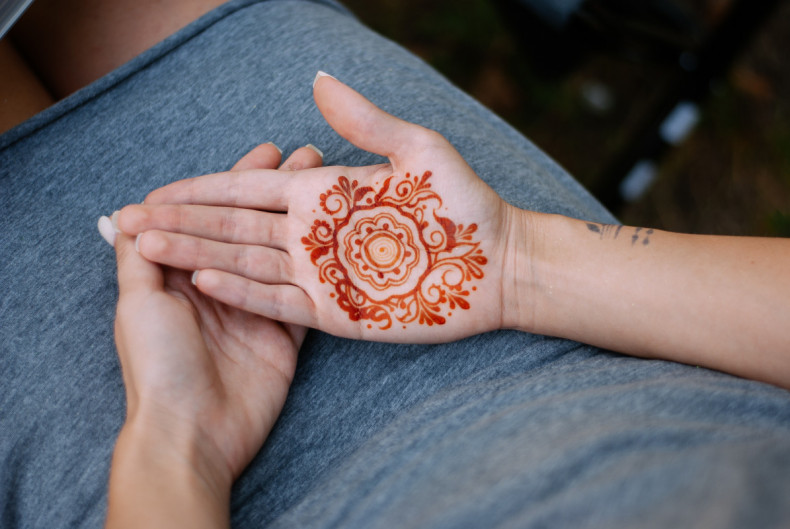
<box><xmin>100</xmin><ymin>213</ymin><xmax>164</xmax><ymax>297</ymax></box>
<box><xmin>313</xmin><ymin>72</ymin><xmax>442</xmax><ymax>164</ymax></box>
<box><xmin>116</xmin><ymin>232</ymin><xmax>164</xmax><ymax>297</ymax></box>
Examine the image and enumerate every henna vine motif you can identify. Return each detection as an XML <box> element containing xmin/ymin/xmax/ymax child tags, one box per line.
<box><xmin>302</xmin><ymin>171</ymin><xmax>487</xmax><ymax>330</ymax></box>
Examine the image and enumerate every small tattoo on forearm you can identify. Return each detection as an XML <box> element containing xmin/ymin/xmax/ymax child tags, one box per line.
<box><xmin>587</xmin><ymin>222</ymin><xmax>653</xmax><ymax>246</ymax></box>
<box><xmin>632</xmin><ymin>228</ymin><xmax>654</xmax><ymax>246</ymax></box>
<box><xmin>586</xmin><ymin>222</ymin><xmax>623</xmax><ymax>240</ymax></box>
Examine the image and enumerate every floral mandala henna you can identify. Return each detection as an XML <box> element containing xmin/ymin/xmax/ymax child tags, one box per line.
<box><xmin>302</xmin><ymin>171</ymin><xmax>487</xmax><ymax>330</ymax></box>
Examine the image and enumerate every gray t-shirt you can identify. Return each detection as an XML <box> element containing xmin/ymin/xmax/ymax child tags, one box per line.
<box><xmin>1</xmin><ymin>1</ymin><xmax>789</xmax><ymax>527</ymax></box>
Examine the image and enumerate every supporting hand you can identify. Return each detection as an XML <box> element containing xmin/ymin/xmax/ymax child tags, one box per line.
<box><xmin>104</xmin><ymin>144</ymin><xmax>322</xmax><ymax>529</ymax></box>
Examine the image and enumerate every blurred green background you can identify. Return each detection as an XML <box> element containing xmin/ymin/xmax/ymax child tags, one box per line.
<box><xmin>342</xmin><ymin>0</ymin><xmax>790</xmax><ymax>236</ymax></box>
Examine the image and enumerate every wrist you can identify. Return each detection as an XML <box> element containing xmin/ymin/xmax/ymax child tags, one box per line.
<box><xmin>500</xmin><ymin>208</ymin><xmax>579</xmax><ymax>336</ymax></box>
<box><xmin>500</xmin><ymin>205</ymin><xmax>543</xmax><ymax>332</ymax></box>
<box><xmin>106</xmin><ymin>417</ymin><xmax>232</xmax><ymax>528</ymax></box>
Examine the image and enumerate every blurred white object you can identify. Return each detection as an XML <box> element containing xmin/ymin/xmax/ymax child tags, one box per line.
<box><xmin>660</xmin><ymin>101</ymin><xmax>701</xmax><ymax>145</ymax></box>
<box><xmin>580</xmin><ymin>80</ymin><xmax>615</xmax><ymax>114</ymax></box>
<box><xmin>620</xmin><ymin>160</ymin><xmax>658</xmax><ymax>202</ymax></box>
<box><xmin>0</xmin><ymin>0</ymin><xmax>34</xmax><ymax>39</ymax></box>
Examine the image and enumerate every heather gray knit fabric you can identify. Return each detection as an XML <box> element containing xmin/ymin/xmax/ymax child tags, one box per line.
<box><xmin>1</xmin><ymin>1</ymin><xmax>789</xmax><ymax>527</ymax></box>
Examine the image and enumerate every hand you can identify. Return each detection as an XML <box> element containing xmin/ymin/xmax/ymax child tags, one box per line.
<box><xmin>104</xmin><ymin>144</ymin><xmax>323</xmax><ymax>528</ymax></box>
<box><xmin>117</xmin><ymin>74</ymin><xmax>529</xmax><ymax>343</ymax></box>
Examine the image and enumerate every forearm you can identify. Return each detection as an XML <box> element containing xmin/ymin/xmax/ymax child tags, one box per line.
<box><xmin>505</xmin><ymin>208</ymin><xmax>790</xmax><ymax>389</ymax></box>
<box><xmin>105</xmin><ymin>419</ymin><xmax>232</xmax><ymax>529</ymax></box>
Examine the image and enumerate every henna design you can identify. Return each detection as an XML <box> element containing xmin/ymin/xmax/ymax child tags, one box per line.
<box><xmin>302</xmin><ymin>172</ymin><xmax>486</xmax><ymax>330</ymax></box>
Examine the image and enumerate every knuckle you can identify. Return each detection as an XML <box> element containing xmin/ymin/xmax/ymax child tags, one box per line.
<box><xmin>267</xmin><ymin>288</ymin><xmax>286</xmax><ymax>320</ymax></box>
<box><xmin>257</xmin><ymin>216</ymin><xmax>273</xmax><ymax>244</ymax></box>
<box><xmin>219</xmin><ymin>210</ymin><xmax>240</xmax><ymax>241</ymax></box>
<box><xmin>173</xmin><ymin>205</ymin><xmax>188</xmax><ymax>231</ymax></box>
<box><xmin>277</xmin><ymin>252</ymin><xmax>293</xmax><ymax>283</ymax></box>
<box><xmin>233</xmin><ymin>246</ymin><xmax>254</xmax><ymax>277</ymax></box>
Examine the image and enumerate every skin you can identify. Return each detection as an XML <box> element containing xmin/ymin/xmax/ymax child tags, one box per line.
<box><xmin>1</xmin><ymin>0</ymin><xmax>229</xmax><ymax>133</ymax></box>
<box><xmin>105</xmin><ymin>143</ymin><xmax>323</xmax><ymax>529</ymax></box>
<box><xmin>119</xmin><ymin>74</ymin><xmax>790</xmax><ymax>391</ymax></box>
<box><xmin>7</xmin><ymin>1</ymin><xmax>787</xmax><ymax>523</ymax></box>
<box><xmin>122</xmin><ymin>74</ymin><xmax>512</xmax><ymax>343</ymax></box>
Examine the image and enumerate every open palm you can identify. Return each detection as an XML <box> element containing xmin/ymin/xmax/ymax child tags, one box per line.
<box><xmin>117</xmin><ymin>75</ymin><xmax>519</xmax><ymax>343</ymax></box>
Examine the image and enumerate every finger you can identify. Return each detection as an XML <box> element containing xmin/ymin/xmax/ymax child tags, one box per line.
<box><xmin>193</xmin><ymin>269</ymin><xmax>316</xmax><ymax>328</ymax></box>
<box><xmin>230</xmin><ymin>142</ymin><xmax>283</xmax><ymax>171</ymax></box>
<box><xmin>313</xmin><ymin>72</ymin><xmax>446</xmax><ymax>163</ymax></box>
<box><xmin>114</xmin><ymin>230</ymin><xmax>164</xmax><ymax>297</ymax></box>
<box><xmin>118</xmin><ymin>204</ymin><xmax>289</xmax><ymax>249</ymax></box>
<box><xmin>279</xmin><ymin>144</ymin><xmax>323</xmax><ymax>171</ymax></box>
<box><xmin>137</xmin><ymin>230</ymin><xmax>293</xmax><ymax>285</ymax></box>
<box><xmin>144</xmin><ymin>169</ymin><xmax>294</xmax><ymax>210</ymax></box>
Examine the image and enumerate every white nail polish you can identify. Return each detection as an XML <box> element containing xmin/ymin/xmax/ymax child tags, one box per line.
<box><xmin>110</xmin><ymin>210</ymin><xmax>121</xmax><ymax>233</ymax></box>
<box><xmin>134</xmin><ymin>233</ymin><xmax>142</xmax><ymax>253</ymax></box>
<box><xmin>313</xmin><ymin>70</ymin><xmax>336</xmax><ymax>88</ymax></box>
<box><xmin>266</xmin><ymin>142</ymin><xmax>283</xmax><ymax>155</ymax></box>
<box><xmin>191</xmin><ymin>270</ymin><xmax>200</xmax><ymax>286</ymax></box>
<box><xmin>305</xmin><ymin>144</ymin><xmax>324</xmax><ymax>159</ymax></box>
<box><xmin>97</xmin><ymin>216</ymin><xmax>116</xmax><ymax>247</ymax></box>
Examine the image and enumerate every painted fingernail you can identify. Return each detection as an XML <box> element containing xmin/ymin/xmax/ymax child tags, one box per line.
<box><xmin>266</xmin><ymin>142</ymin><xmax>283</xmax><ymax>155</ymax></box>
<box><xmin>110</xmin><ymin>211</ymin><xmax>121</xmax><ymax>232</ymax></box>
<box><xmin>134</xmin><ymin>233</ymin><xmax>142</xmax><ymax>253</ymax></box>
<box><xmin>305</xmin><ymin>144</ymin><xmax>324</xmax><ymax>159</ymax></box>
<box><xmin>191</xmin><ymin>270</ymin><xmax>200</xmax><ymax>286</ymax></box>
<box><xmin>97</xmin><ymin>216</ymin><xmax>116</xmax><ymax>247</ymax></box>
<box><xmin>313</xmin><ymin>70</ymin><xmax>336</xmax><ymax>88</ymax></box>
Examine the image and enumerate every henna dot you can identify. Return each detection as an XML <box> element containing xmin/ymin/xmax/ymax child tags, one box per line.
<box><xmin>472</xmin><ymin>286</ymin><xmax>477</xmax><ymax>291</ymax></box>
<box><xmin>367</xmin><ymin>324</ymin><xmax>372</xmax><ymax>329</ymax></box>
<box><xmin>383</xmin><ymin>223</ymin><xmax>389</xmax><ymax>229</ymax></box>
<box><xmin>448</xmin><ymin>312</ymin><xmax>452</xmax><ymax>316</ymax></box>
<box><xmin>366</xmin><ymin>227</ymin><xmax>373</xmax><ymax>234</ymax></box>
<box><xmin>397</xmin><ymin>233</ymin><xmax>404</xmax><ymax>239</ymax></box>
<box><xmin>377</xmin><ymin>272</ymin><xmax>384</xmax><ymax>278</ymax></box>
<box><xmin>330</xmin><ymin>293</ymin><xmax>336</xmax><ymax>298</ymax></box>
<box><xmin>366</xmin><ymin>198</ymin><xmax>372</xmax><ymax>204</ymax></box>
<box><xmin>312</xmin><ymin>209</ymin><xmax>316</xmax><ymax>213</ymax></box>
<box><xmin>402</xmin><ymin>325</ymin><xmax>407</xmax><ymax>329</ymax></box>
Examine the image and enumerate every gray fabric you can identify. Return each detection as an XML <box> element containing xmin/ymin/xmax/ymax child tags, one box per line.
<box><xmin>0</xmin><ymin>0</ymin><xmax>34</xmax><ymax>39</ymax></box>
<box><xmin>1</xmin><ymin>1</ymin><xmax>789</xmax><ymax>527</ymax></box>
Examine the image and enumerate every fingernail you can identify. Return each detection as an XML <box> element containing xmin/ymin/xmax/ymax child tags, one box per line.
<box><xmin>266</xmin><ymin>142</ymin><xmax>283</xmax><ymax>155</ymax></box>
<box><xmin>305</xmin><ymin>144</ymin><xmax>324</xmax><ymax>159</ymax></box>
<box><xmin>191</xmin><ymin>270</ymin><xmax>200</xmax><ymax>286</ymax></box>
<box><xmin>97</xmin><ymin>216</ymin><xmax>116</xmax><ymax>247</ymax></box>
<box><xmin>134</xmin><ymin>233</ymin><xmax>142</xmax><ymax>253</ymax></box>
<box><xmin>110</xmin><ymin>210</ymin><xmax>121</xmax><ymax>233</ymax></box>
<box><xmin>313</xmin><ymin>70</ymin><xmax>336</xmax><ymax>88</ymax></box>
